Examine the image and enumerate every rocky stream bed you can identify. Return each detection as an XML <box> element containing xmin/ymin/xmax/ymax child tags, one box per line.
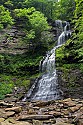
<box><xmin>0</xmin><ymin>94</ymin><xmax>83</xmax><ymax>125</ymax></box>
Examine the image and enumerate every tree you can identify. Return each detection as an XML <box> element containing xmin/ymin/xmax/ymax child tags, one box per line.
<box><xmin>23</xmin><ymin>0</ymin><xmax>60</xmax><ymax>20</ymax></box>
<box><xmin>0</xmin><ymin>5</ymin><xmax>14</xmax><ymax>30</ymax></box>
<box><xmin>58</xmin><ymin>0</ymin><xmax>75</xmax><ymax>21</ymax></box>
<box><xmin>14</xmin><ymin>7</ymin><xmax>50</xmax><ymax>51</ymax></box>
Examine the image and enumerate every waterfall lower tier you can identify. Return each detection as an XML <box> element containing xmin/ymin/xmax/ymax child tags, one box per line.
<box><xmin>23</xmin><ymin>20</ymin><xmax>71</xmax><ymax>101</ymax></box>
<box><xmin>30</xmin><ymin>71</ymin><xmax>62</xmax><ymax>101</ymax></box>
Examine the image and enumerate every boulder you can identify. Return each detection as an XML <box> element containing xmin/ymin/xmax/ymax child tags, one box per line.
<box><xmin>61</xmin><ymin>109</ymin><xmax>70</xmax><ymax>115</ymax></box>
<box><xmin>5</xmin><ymin>118</ymin><xmax>17</xmax><ymax>124</ymax></box>
<box><xmin>53</xmin><ymin>123</ymin><xmax>74</xmax><ymax>125</ymax></box>
<box><xmin>33</xmin><ymin>120</ymin><xmax>43</xmax><ymax>125</ymax></box>
<box><xmin>0</xmin><ymin>121</ymin><xmax>31</xmax><ymax>125</ymax></box>
<box><xmin>15</xmin><ymin>121</ymin><xmax>31</xmax><ymax>125</ymax></box>
<box><xmin>28</xmin><ymin>109</ymin><xmax>36</xmax><ymax>115</ymax></box>
<box><xmin>0</xmin><ymin>118</ymin><xmax>5</xmax><ymax>122</ymax></box>
<box><xmin>80</xmin><ymin>107</ymin><xmax>83</xmax><ymax>112</ymax></box>
<box><xmin>49</xmin><ymin>111</ymin><xmax>61</xmax><ymax>117</ymax></box>
<box><xmin>78</xmin><ymin>119</ymin><xmax>83</xmax><ymax>125</ymax></box>
<box><xmin>0</xmin><ymin>101</ymin><xmax>13</xmax><ymax>107</ymax></box>
<box><xmin>17</xmin><ymin>115</ymin><xmax>54</xmax><ymax>120</ymax></box>
<box><xmin>56</xmin><ymin>118</ymin><xmax>69</xmax><ymax>123</ymax></box>
<box><xmin>5</xmin><ymin>107</ymin><xmax>22</xmax><ymax>113</ymax></box>
<box><xmin>5</xmin><ymin>111</ymin><xmax>15</xmax><ymax>117</ymax></box>
<box><xmin>5</xmin><ymin>94</ymin><xmax>13</xmax><ymax>98</ymax></box>
<box><xmin>0</xmin><ymin>121</ymin><xmax>13</xmax><ymax>125</ymax></box>
<box><xmin>0</xmin><ymin>108</ymin><xmax>15</xmax><ymax>118</ymax></box>
<box><xmin>70</xmin><ymin>105</ymin><xmax>81</xmax><ymax>113</ymax></box>
<box><xmin>4</xmin><ymin>97</ymin><xmax>17</xmax><ymax>103</ymax></box>
<box><xmin>62</xmin><ymin>98</ymin><xmax>72</xmax><ymax>102</ymax></box>
<box><xmin>63</xmin><ymin>101</ymin><xmax>76</xmax><ymax>107</ymax></box>
<box><xmin>33</xmin><ymin>100</ymin><xmax>55</xmax><ymax>107</ymax></box>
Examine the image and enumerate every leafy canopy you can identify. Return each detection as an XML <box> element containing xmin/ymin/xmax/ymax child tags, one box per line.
<box><xmin>0</xmin><ymin>5</ymin><xmax>14</xmax><ymax>30</ymax></box>
<box><xmin>14</xmin><ymin>7</ymin><xmax>50</xmax><ymax>47</ymax></box>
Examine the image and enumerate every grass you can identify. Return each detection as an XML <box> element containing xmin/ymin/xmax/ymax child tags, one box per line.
<box><xmin>0</xmin><ymin>72</ymin><xmax>42</xmax><ymax>100</ymax></box>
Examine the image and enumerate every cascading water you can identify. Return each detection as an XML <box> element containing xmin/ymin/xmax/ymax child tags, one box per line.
<box><xmin>23</xmin><ymin>20</ymin><xmax>71</xmax><ymax>101</ymax></box>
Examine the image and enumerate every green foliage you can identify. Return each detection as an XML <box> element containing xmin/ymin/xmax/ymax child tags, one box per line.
<box><xmin>0</xmin><ymin>5</ymin><xmax>14</xmax><ymax>30</ymax></box>
<box><xmin>0</xmin><ymin>83</ymin><xmax>12</xmax><ymax>99</ymax></box>
<box><xmin>14</xmin><ymin>7</ymin><xmax>50</xmax><ymax>51</ymax></box>
<box><xmin>0</xmin><ymin>0</ymin><xmax>76</xmax><ymax>21</ymax></box>
<box><xmin>4</xmin><ymin>0</ymin><xmax>13</xmax><ymax>9</ymax></box>
<box><xmin>0</xmin><ymin>75</ymin><xmax>13</xmax><ymax>99</ymax></box>
<box><xmin>56</xmin><ymin>45</ymin><xmax>65</xmax><ymax>66</ymax></box>
<box><xmin>56</xmin><ymin>0</ymin><xmax>83</xmax><ymax>73</ymax></box>
<box><xmin>0</xmin><ymin>0</ymin><xmax>82</xmax><ymax>88</ymax></box>
<box><xmin>56</xmin><ymin>38</ymin><xmax>83</xmax><ymax>65</ymax></box>
<box><xmin>23</xmin><ymin>0</ymin><xmax>59</xmax><ymax>20</ymax></box>
<box><xmin>0</xmin><ymin>52</ymin><xmax>43</xmax><ymax>75</ymax></box>
<box><xmin>0</xmin><ymin>74</ymin><xmax>32</xmax><ymax>99</ymax></box>
<box><xmin>57</xmin><ymin>0</ymin><xmax>75</xmax><ymax>20</ymax></box>
<box><xmin>29</xmin><ymin>11</ymin><xmax>49</xmax><ymax>33</ymax></box>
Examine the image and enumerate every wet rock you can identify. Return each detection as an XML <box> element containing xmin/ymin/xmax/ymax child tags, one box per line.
<box><xmin>15</xmin><ymin>121</ymin><xmax>31</xmax><ymax>125</ymax></box>
<box><xmin>55</xmin><ymin>108</ymin><xmax>61</xmax><ymax>112</ymax></box>
<box><xmin>80</xmin><ymin>115</ymin><xmax>83</xmax><ymax>119</ymax></box>
<box><xmin>0</xmin><ymin>121</ymin><xmax>31</xmax><ymax>125</ymax></box>
<box><xmin>70</xmin><ymin>105</ymin><xmax>81</xmax><ymax>113</ymax></box>
<box><xmin>56</xmin><ymin>118</ymin><xmax>69</xmax><ymax>124</ymax></box>
<box><xmin>62</xmin><ymin>98</ymin><xmax>72</xmax><ymax>102</ymax></box>
<box><xmin>78</xmin><ymin>119</ymin><xmax>83</xmax><ymax>125</ymax></box>
<box><xmin>72</xmin><ymin>111</ymin><xmax>83</xmax><ymax>124</ymax></box>
<box><xmin>0</xmin><ymin>109</ymin><xmax>8</xmax><ymax>118</ymax></box>
<box><xmin>6</xmin><ymin>118</ymin><xmax>17</xmax><ymax>124</ymax></box>
<box><xmin>33</xmin><ymin>107</ymin><xmax>40</xmax><ymax>110</ymax></box>
<box><xmin>0</xmin><ymin>118</ymin><xmax>5</xmax><ymax>122</ymax></box>
<box><xmin>48</xmin><ymin>106</ymin><xmax>55</xmax><ymax>111</ymax></box>
<box><xmin>0</xmin><ymin>121</ymin><xmax>13</xmax><ymax>125</ymax></box>
<box><xmin>33</xmin><ymin>100</ymin><xmax>55</xmax><ymax>107</ymax></box>
<box><xmin>17</xmin><ymin>115</ymin><xmax>54</xmax><ymax>120</ymax></box>
<box><xmin>72</xmin><ymin>111</ymin><xmax>83</xmax><ymax>118</ymax></box>
<box><xmin>54</xmin><ymin>123</ymin><xmax>74</xmax><ymax>125</ymax></box>
<box><xmin>0</xmin><ymin>108</ymin><xmax>15</xmax><ymax>118</ymax></box>
<box><xmin>80</xmin><ymin>107</ymin><xmax>83</xmax><ymax>111</ymax></box>
<box><xmin>38</xmin><ymin>108</ymin><xmax>49</xmax><ymax>114</ymax></box>
<box><xmin>61</xmin><ymin>109</ymin><xmax>71</xmax><ymax>115</ymax></box>
<box><xmin>0</xmin><ymin>101</ymin><xmax>13</xmax><ymax>107</ymax></box>
<box><xmin>62</xmin><ymin>99</ymin><xmax>76</xmax><ymax>107</ymax></box>
<box><xmin>5</xmin><ymin>94</ymin><xmax>13</xmax><ymax>98</ymax></box>
<box><xmin>33</xmin><ymin>120</ymin><xmax>43</xmax><ymax>125</ymax></box>
<box><xmin>49</xmin><ymin>111</ymin><xmax>61</xmax><ymax>117</ymax></box>
<box><xmin>43</xmin><ymin>119</ymin><xmax>56</xmax><ymax>124</ymax></box>
<box><xmin>5</xmin><ymin>106</ymin><xmax>22</xmax><ymax>113</ymax></box>
<box><xmin>4</xmin><ymin>97</ymin><xmax>17</xmax><ymax>103</ymax></box>
<box><xmin>5</xmin><ymin>111</ymin><xmax>15</xmax><ymax>117</ymax></box>
<box><xmin>28</xmin><ymin>109</ymin><xmax>36</xmax><ymax>115</ymax></box>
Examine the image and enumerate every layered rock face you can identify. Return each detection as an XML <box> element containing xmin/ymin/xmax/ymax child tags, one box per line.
<box><xmin>0</xmin><ymin>27</ymin><xmax>28</xmax><ymax>54</ymax></box>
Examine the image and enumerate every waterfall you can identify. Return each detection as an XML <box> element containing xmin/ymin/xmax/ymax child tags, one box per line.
<box><xmin>23</xmin><ymin>20</ymin><xmax>71</xmax><ymax>101</ymax></box>
<box><xmin>57</xmin><ymin>21</ymin><xmax>71</xmax><ymax>45</ymax></box>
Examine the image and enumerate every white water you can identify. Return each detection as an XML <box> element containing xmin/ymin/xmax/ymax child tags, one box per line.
<box><xmin>23</xmin><ymin>20</ymin><xmax>71</xmax><ymax>101</ymax></box>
